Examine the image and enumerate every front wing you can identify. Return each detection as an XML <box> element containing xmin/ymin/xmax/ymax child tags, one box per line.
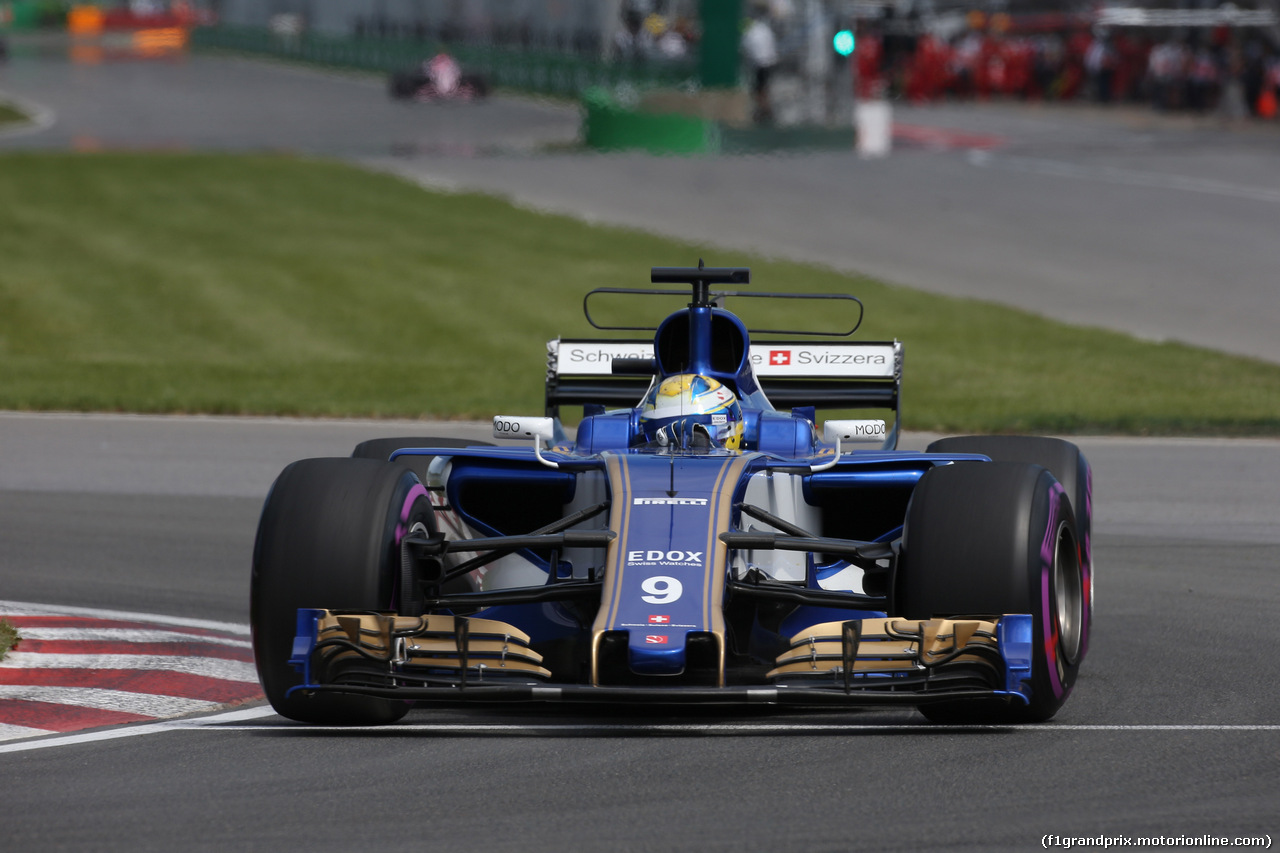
<box><xmin>286</xmin><ymin>609</ymin><xmax>1034</xmax><ymax>707</ymax></box>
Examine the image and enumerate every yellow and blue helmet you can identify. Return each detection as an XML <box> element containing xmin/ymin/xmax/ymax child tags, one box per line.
<box><xmin>639</xmin><ymin>374</ymin><xmax>743</xmax><ymax>451</ymax></box>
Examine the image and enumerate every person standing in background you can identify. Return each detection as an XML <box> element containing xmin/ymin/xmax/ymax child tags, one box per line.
<box><xmin>741</xmin><ymin>5</ymin><xmax>779</xmax><ymax>123</ymax></box>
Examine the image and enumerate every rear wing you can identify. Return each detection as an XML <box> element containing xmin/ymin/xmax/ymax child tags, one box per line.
<box><xmin>545</xmin><ymin>338</ymin><xmax>902</xmax><ymax>420</ymax></box>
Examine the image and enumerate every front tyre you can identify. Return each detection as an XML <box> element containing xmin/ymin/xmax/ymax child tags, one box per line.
<box><xmin>251</xmin><ymin>457</ymin><xmax>434</xmax><ymax>724</ymax></box>
<box><xmin>897</xmin><ymin>461</ymin><xmax>1086</xmax><ymax>723</ymax></box>
<box><xmin>926</xmin><ymin>435</ymin><xmax>1093</xmax><ymax>622</ymax></box>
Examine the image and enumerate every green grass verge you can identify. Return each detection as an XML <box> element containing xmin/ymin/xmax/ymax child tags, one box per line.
<box><xmin>1</xmin><ymin>151</ymin><xmax>1277</xmax><ymax>435</ymax></box>
<box><xmin>0</xmin><ymin>619</ymin><xmax>19</xmax><ymax>662</ymax></box>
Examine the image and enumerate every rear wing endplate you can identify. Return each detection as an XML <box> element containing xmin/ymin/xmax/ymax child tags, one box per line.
<box><xmin>545</xmin><ymin>339</ymin><xmax>902</xmax><ymax>420</ymax></box>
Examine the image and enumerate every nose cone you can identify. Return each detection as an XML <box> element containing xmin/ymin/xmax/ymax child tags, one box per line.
<box><xmin>627</xmin><ymin>629</ymin><xmax>690</xmax><ymax>675</ymax></box>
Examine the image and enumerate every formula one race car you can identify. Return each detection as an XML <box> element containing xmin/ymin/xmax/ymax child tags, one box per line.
<box><xmin>388</xmin><ymin>52</ymin><xmax>489</xmax><ymax>102</ymax></box>
<box><xmin>251</xmin><ymin>265</ymin><xmax>1092</xmax><ymax>725</ymax></box>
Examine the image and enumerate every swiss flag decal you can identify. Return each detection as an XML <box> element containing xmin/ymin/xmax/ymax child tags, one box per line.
<box><xmin>648</xmin><ymin>615</ymin><xmax>670</xmax><ymax>624</ymax></box>
<box><xmin>769</xmin><ymin>350</ymin><xmax>791</xmax><ymax>366</ymax></box>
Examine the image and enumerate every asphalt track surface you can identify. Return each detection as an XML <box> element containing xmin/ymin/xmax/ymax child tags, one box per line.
<box><xmin>2</xmin><ymin>414</ymin><xmax>1278</xmax><ymax>852</ymax></box>
<box><xmin>1</xmin><ymin>45</ymin><xmax>1278</xmax><ymax>851</ymax></box>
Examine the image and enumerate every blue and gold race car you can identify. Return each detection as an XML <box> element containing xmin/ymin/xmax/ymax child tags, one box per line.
<box><xmin>251</xmin><ymin>265</ymin><xmax>1092</xmax><ymax>725</ymax></box>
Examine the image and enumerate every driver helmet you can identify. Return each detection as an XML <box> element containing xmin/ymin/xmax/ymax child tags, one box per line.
<box><xmin>639</xmin><ymin>374</ymin><xmax>743</xmax><ymax>451</ymax></box>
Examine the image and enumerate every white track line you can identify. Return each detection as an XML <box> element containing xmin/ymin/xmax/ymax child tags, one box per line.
<box><xmin>1</xmin><ymin>653</ymin><xmax>257</xmax><ymax>682</ymax></box>
<box><xmin>15</xmin><ymin>628</ymin><xmax>252</xmax><ymax>648</ymax></box>
<box><xmin>0</xmin><ymin>600</ymin><xmax>250</xmax><ymax>636</ymax></box>
<box><xmin>179</xmin><ymin>722</ymin><xmax>1280</xmax><ymax>734</ymax></box>
<box><xmin>0</xmin><ymin>685</ymin><xmax>221</xmax><ymax>716</ymax></box>
<box><xmin>0</xmin><ymin>705</ymin><xmax>276</xmax><ymax>754</ymax></box>
<box><xmin>5</xmin><ymin>711</ymin><xmax>1279</xmax><ymax>754</ymax></box>
<box><xmin>0</xmin><ymin>722</ymin><xmax>59</xmax><ymax>740</ymax></box>
<box><xmin>968</xmin><ymin>150</ymin><xmax>1280</xmax><ymax>205</ymax></box>
<box><xmin>0</xmin><ymin>89</ymin><xmax>56</xmax><ymax>140</ymax></box>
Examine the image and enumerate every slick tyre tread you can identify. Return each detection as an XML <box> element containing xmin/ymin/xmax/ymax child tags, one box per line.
<box><xmin>251</xmin><ymin>457</ymin><xmax>433</xmax><ymax>725</ymax></box>
<box><xmin>927</xmin><ymin>434</ymin><xmax>1094</xmax><ymax>667</ymax></box>
<box><xmin>897</xmin><ymin>461</ymin><xmax>1086</xmax><ymax>724</ymax></box>
<box><xmin>926</xmin><ymin>435</ymin><xmax>1092</xmax><ymax>577</ymax></box>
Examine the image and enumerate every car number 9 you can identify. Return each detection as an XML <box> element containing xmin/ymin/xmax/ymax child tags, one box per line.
<box><xmin>640</xmin><ymin>576</ymin><xmax>683</xmax><ymax>604</ymax></box>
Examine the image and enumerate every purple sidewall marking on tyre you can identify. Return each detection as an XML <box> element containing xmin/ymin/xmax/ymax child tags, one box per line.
<box><xmin>395</xmin><ymin>483</ymin><xmax>430</xmax><ymax>544</ymax></box>
<box><xmin>1041</xmin><ymin>481</ymin><xmax>1066</xmax><ymax>699</ymax></box>
<box><xmin>390</xmin><ymin>483</ymin><xmax>430</xmax><ymax>613</ymax></box>
<box><xmin>1080</xmin><ymin>467</ymin><xmax>1093</xmax><ymax>658</ymax></box>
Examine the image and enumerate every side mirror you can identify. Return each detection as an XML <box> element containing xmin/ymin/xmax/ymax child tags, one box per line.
<box><xmin>813</xmin><ymin>419</ymin><xmax>889</xmax><ymax>472</ymax></box>
<box><xmin>822</xmin><ymin>419</ymin><xmax>887</xmax><ymax>444</ymax></box>
<box><xmin>493</xmin><ymin>416</ymin><xmax>559</xmax><ymax>469</ymax></box>
<box><xmin>492</xmin><ymin>416</ymin><xmax>556</xmax><ymax>442</ymax></box>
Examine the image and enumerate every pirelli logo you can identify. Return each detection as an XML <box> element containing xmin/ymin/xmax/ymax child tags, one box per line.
<box><xmin>633</xmin><ymin>497</ymin><xmax>709</xmax><ymax>506</ymax></box>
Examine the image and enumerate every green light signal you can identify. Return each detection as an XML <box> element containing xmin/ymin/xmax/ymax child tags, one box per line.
<box><xmin>833</xmin><ymin>29</ymin><xmax>855</xmax><ymax>57</ymax></box>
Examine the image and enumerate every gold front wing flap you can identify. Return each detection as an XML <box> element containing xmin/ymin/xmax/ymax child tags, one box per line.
<box><xmin>313</xmin><ymin>611</ymin><xmax>552</xmax><ymax>679</ymax></box>
<box><xmin>767</xmin><ymin>617</ymin><xmax>1002</xmax><ymax>680</ymax></box>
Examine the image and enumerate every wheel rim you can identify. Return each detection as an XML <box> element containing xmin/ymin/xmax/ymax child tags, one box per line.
<box><xmin>1053</xmin><ymin>521</ymin><xmax>1084</xmax><ymax>666</ymax></box>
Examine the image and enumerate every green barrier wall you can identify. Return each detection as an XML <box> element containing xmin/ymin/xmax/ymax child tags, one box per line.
<box><xmin>189</xmin><ymin>26</ymin><xmax>697</xmax><ymax>100</ymax></box>
<box><xmin>187</xmin><ymin>26</ymin><xmax>853</xmax><ymax>157</ymax></box>
<box><xmin>580</xmin><ymin>88</ymin><xmax>858</xmax><ymax>156</ymax></box>
<box><xmin>582</xmin><ymin>88</ymin><xmax>719</xmax><ymax>155</ymax></box>
<box><xmin>2</xmin><ymin>0</ymin><xmax>66</xmax><ymax>29</ymax></box>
